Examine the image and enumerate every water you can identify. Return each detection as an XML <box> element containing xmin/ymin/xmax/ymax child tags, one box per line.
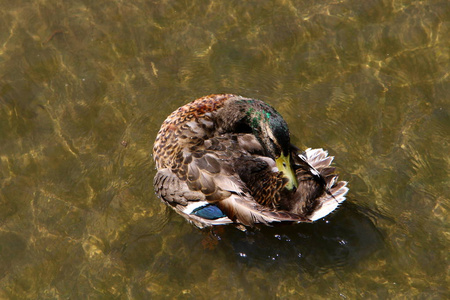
<box><xmin>0</xmin><ymin>0</ymin><xmax>448</xmax><ymax>298</ymax></box>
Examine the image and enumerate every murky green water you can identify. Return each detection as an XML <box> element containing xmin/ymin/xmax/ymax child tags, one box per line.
<box><xmin>0</xmin><ymin>0</ymin><xmax>449</xmax><ymax>298</ymax></box>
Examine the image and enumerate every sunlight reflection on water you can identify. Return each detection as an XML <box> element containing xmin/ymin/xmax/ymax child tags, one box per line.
<box><xmin>0</xmin><ymin>0</ymin><xmax>448</xmax><ymax>298</ymax></box>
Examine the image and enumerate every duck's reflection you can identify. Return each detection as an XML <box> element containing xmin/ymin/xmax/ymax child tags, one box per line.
<box><xmin>213</xmin><ymin>202</ymin><xmax>384</xmax><ymax>273</ymax></box>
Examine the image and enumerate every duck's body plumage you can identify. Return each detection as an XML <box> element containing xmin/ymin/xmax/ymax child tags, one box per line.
<box><xmin>153</xmin><ymin>94</ymin><xmax>348</xmax><ymax>229</ymax></box>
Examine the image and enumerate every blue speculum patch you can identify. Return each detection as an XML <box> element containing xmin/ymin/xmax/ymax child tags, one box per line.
<box><xmin>191</xmin><ymin>204</ymin><xmax>226</xmax><ymax>219</ymax></box>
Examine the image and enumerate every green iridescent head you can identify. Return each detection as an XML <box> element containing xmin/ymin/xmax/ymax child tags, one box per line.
<box><xmin>242</xmin><ymin>100</ymin><xmax>290</xmax><ymax>159</ymax></box>
<box><xmin>216</xmin><ymin>96</ymin><xmax>298</xmax><ymax>189</ymax></box>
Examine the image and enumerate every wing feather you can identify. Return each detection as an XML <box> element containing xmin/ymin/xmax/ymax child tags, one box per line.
<box><xmin>217</xmin><ymin>193</ymin><xmax>309</xmax><ymax>226</ymax></box>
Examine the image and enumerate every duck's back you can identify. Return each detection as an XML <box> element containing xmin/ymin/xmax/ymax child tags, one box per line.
<box><xmin>153</xmin><ymin>94</ymin><xmax>233</xmax><ymax>170</ymax></box>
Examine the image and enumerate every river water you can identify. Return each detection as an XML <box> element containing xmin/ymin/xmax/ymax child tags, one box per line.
<box><xmin>0</xmin><ymin>0</ymin><xmax>448</xmax><ymax>298</ymax></box>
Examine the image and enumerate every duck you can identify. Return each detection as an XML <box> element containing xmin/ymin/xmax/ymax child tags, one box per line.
<box><xmin>153</xmin><ymin>94</ymin><xmax>348</xmax><ymax>229</ymax></box>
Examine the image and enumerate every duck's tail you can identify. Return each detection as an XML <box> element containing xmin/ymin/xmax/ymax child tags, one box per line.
<box><xmin>299</xmin><ymin>148</ymin><xmax>349</xmax><ymax>221</ymax></box>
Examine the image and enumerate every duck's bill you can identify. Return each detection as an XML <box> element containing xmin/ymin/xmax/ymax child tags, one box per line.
<box><xmin>276</xmin><ymin>154</ymin><xmax>298</xmax><ymax>190</ymax></box>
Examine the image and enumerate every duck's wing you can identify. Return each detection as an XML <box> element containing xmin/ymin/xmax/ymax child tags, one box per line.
<box><xmin>182</xmin><ymin>144</ymin><xmax>308</xmax><ymax>226</ymax></box>
<box><xmin>154</xmin><ymin>168</ymin><xmax>206</xmax><ymax>205</ymax></box>
<box><xmin>155</xmin><ymin>134</ymin><xmax>308</xmax><ymax>227</ymax></box>
<box><xmin>216</xmin><ymin>192</ymin><xmax>309</xmax><ymax>226</ymax></box>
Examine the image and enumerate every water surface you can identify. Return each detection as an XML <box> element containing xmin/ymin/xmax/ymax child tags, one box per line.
<box><xmin>0</xmin><ymin>0</ymin><xmax>449</xmax><ymax>298</ymax></box>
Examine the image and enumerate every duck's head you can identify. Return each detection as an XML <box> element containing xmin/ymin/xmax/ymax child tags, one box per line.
<box><xmin>216</xmin><ymin>97</ymin><xmax>298</xmax><ymax>190</ymax></box>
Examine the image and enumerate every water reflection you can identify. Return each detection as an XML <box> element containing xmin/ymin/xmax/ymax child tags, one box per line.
<box><xmin>114</xmin><ymin>201</ymin><xmax>386</xmax><ymax>298</ymax></box>
<box><xmin>204</xmin><ymin>202</ymin><xmax>383</xmax><ymax>274</ymax></box>
<box><xmin>0</xmin><ymin>0</ymin><xmax>448</xmax><ymax>298</ymax></box>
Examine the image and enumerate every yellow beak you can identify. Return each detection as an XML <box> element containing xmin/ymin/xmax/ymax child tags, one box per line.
<box><xmin>276</xmin><ymin>154</ymin><xmax>298</xmax><ymax>190</ymax></box>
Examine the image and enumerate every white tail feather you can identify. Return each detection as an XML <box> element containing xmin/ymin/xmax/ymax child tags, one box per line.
<box><xmin>301</xmin><ymin>148</ymin><xmax>349</xmax><ymax>221</ymax></box>
<box><xmin>309</xmin><ymin>182</ymin><xmax>349</xmax><ymax>221</ymax></box>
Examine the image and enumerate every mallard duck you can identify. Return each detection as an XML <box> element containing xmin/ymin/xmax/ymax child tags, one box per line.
<box><xmin>153</xmin><ymin>94</ymin><xmax>348</xmax><ymax>229</ymax></box>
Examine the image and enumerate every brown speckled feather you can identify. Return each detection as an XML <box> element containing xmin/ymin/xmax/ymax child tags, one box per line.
<box><xmin>153</xmin><ymin>94</ymin><xmax>233</xmax><ymax>169</ymax></box>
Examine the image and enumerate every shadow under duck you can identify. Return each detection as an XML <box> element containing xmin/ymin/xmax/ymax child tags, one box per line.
<box><xmin>153</xmin><ymin>94</ymin><xmax>348</xmax><ymax>229</ymax></box>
